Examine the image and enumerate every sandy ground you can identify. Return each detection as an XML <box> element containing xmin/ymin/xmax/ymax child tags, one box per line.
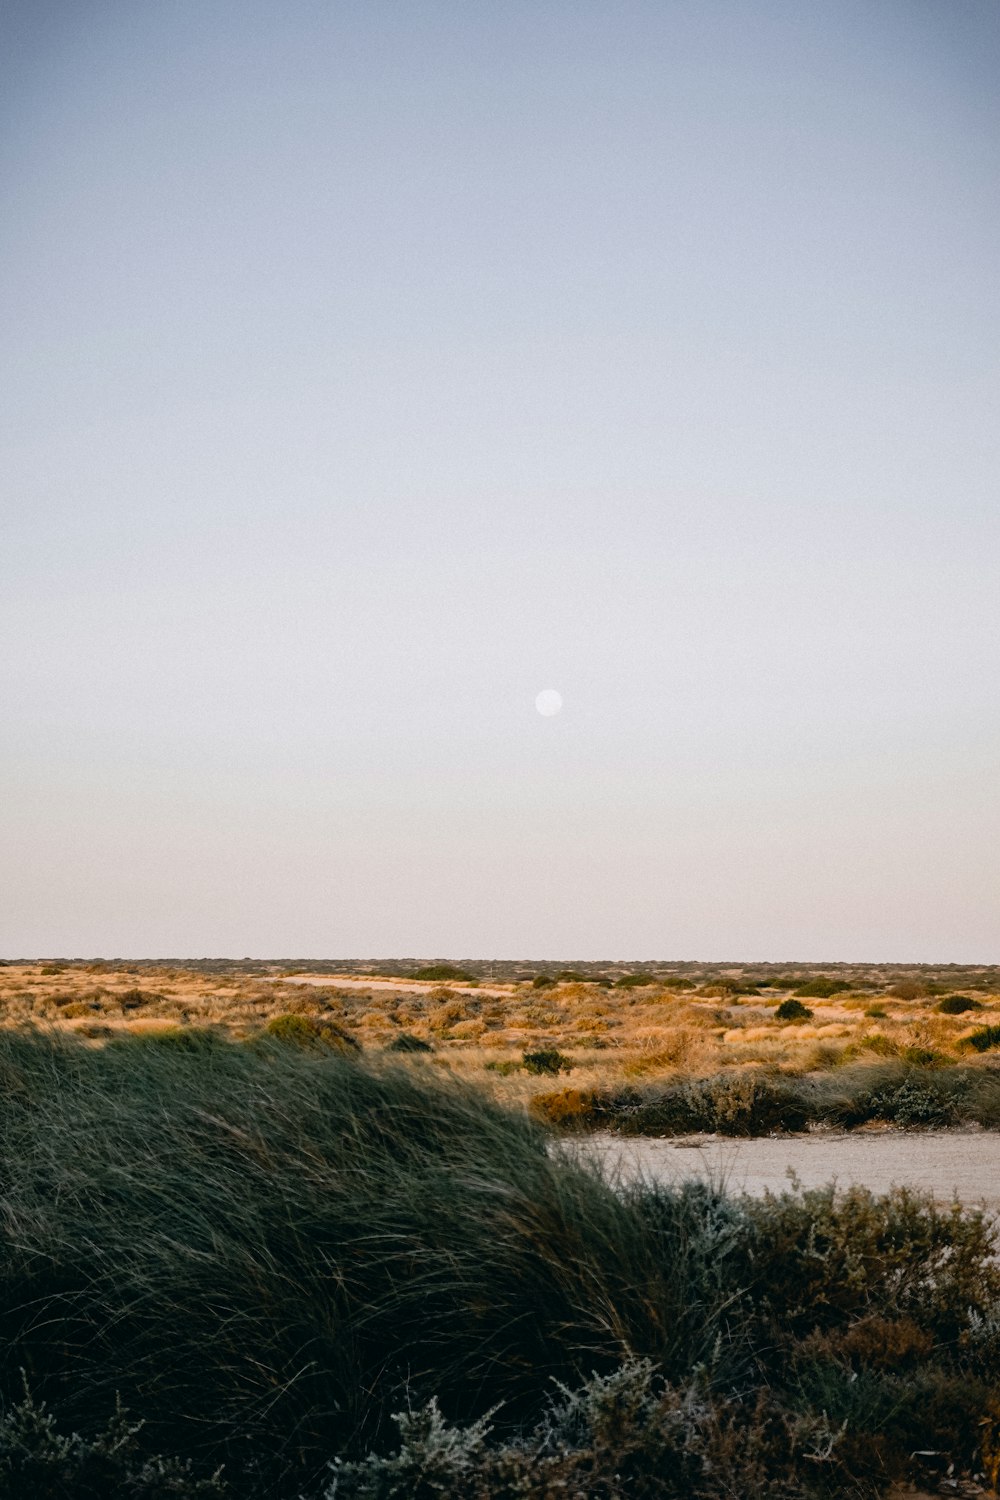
<box><xmin>580</xmin><ymin>1128</ymin><xmax>1000</xmax><ymax>1212</ymax></box>
<box><xmin>271</xmin><ymin>973</ymin><xmax>516</xmax><ymax>998</ymax></box>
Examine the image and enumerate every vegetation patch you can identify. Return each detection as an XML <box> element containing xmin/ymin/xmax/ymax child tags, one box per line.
<box><xmin>965</xmin><ymin>1026</ymin><xmax>1000</xmax><ymax>1053</ymax></box>
<box><xmin>938</xmin><ymin>994</ymin><xmax>983</xmax><ymax>1014</ymax></box>
<box><xmin>794</xmin><ymin>977</ymin><xmax>849</xmax><ymax>999</ymax></box>
<box><xmin>410</xmin><ymin>965</ymin><xmax>473</xmax><ymax>983</ymax></box>
<box><xmin>775</xmin><ymin>998</ymin><xmax>813</xmax><ymax>1021</ymax></box>
<box><xmin>521</xmin><ymin>1046</ymin><xmax>573</xmax><ymax>1076</ymax></box>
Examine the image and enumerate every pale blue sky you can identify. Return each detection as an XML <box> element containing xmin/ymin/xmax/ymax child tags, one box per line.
<box><xmin>2</xmin><ymin>1</ymin><xmax>998</xmax><ymax>959</ymax></box>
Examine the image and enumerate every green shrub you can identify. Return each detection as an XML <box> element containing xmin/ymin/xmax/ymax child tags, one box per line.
<box><xmin>859</xmin><ymin>1077</ymin><xmax>956</xmax><ymax>1128</ymax></box>
<box><xmin>793</xmin><ymin>977</ymin><xmax>848</xmax><ymax>999</ymax></box>
<box><xmin>0</xmin><ymin>1382</ymin><xmax>227</xmax><ymax>1497</ymax></box>
<box><xmin>938</xmin><ymin>995</ymin><xmax>982</xmax><ymax>1015</ymax></box>
<box><xmin>610</xmin><ymin>1071</ymin><xmax>810</xmax><ymax>1137</ymax></box>
<box><xmin>775</xmin><ymin>999</ymin><xmax>812</xmax><ymax>1021</ymax></box>
<box><xmin>326</xmin><ymin>1359</ymin><xmax>840</xmax><ymax>1500</ymax></box>
<box><xmin>615</xmin><ymin>973</ymin><xmax>657</xmax><ymax>989</ymax></box>
<box><xmin>965</xmin><ymin>1026</ymin><xmax>1000</xmax><ymax>1053</ymax></box>
<box><xmin>410</xmin><ymin>966</ymin><xmax>472</xmax><ymax>983</ymax></box>
<box><xmin>530</xmin><ymin>975</ymin><xmax>554</xmax><ymax>989</ymax></box>
<box><xmin>521</xmin><ymin>1047</ymin><xmax>572</xmax><ymax>1076</ymax></box>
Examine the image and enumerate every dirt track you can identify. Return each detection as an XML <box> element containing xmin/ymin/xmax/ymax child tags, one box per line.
<box><xmin>272</xmin><ymin>974</ymin><xmax>514</xmax><ymax>998</ymax></box>
<box><xmin>582</xmin><ymin>1129</ymin><xmax>1000</xmax><ymax>1212</ymax></box>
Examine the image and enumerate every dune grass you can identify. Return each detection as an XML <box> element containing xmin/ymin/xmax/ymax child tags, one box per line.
<box><xmin>0</xmin><ymin>1030</ymin><xmax>997</xmax><ymax>1495</ymax></box>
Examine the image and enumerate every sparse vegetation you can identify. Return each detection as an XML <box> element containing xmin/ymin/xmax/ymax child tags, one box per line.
<box><xmin>1</xmin><ymin>960</ymin><xmax>998</xmax><ymax>1121</ymax></box>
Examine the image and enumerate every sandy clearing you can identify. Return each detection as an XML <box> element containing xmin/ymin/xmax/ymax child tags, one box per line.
<box><xmin>579</xmin><ymin>1129</ymin><xmax>1000</xmax><ymax>1212</ymax></box>
<box><xmin>269</xmin><ymin>974</ymin><xmax>516</xmax><ymax>999</ymax></box>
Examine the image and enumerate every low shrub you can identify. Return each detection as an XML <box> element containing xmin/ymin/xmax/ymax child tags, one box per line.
<box><xmin>964</xmin><ymin>1026</ymin><xmax>1000</xmax><ymax>1053</ymax></box>
<box><xmin>0</xmin><ymin>1383</ymin><xmax>227</xmax><ymax>1497</ymax></box>
<box><xmin>775</xmin><ymin>999</ymin><xmax>812</xmax><ymax>1021</ymax></box>
<box><xmin>859</xmin><ymin>1077</ymin><xmax>957</xmax><ymax>1128</ymax></box>
<box><xmin>793</xmin><ymin>977</ymin><xmax>848</xmax><ymax>999</ymax></box>
<box><xmin>887</xmin><ymin>980</ymin><xmax>928</xmax><ymax>1000</ymax></box>
<box><xmin>410</xmin><ymin>966</ymin><xmax>472</xmax><ymax>983</ymax></box>
<box><xmin>938</xmin><ymin>995</ymin><xmax>982</xmax><ymax>1015</ymax></box>
<box><xmin>607</xmin><ymin>1071</ymin><xmax>810</xmax><ymax>1137</ymax></box>
<box><xmin>118</xmin><ymin>988</ymin><xmax>161</xmax><ymax>1010</ymax></box>
<box><xmin>522</xmin><ymin>1047</ymin><xmax>573</xmax><ymax>1076</ymax></box>
<box><xmin>326</xmin><ymin>1359</ymin><xmax>841</xmax><ymax>1500</ymax></box>
<box><xmin>529</xmin><ymin>1087</ymin><xmax>598</xmax><ymax>1128</ymax></box>
<box><xmin>615</xmin><ymin>973</ymin><xmax>657</xmax><ymax>989</ymax></box>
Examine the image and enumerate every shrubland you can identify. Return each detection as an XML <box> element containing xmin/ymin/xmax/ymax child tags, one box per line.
<box><xmin>4</xmin><ymin>960</ymin><xmax>1000</xmax><ymax>1127</ymax></box>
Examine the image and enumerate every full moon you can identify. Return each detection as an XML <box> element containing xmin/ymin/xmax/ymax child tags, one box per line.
<box><xmin>535</xmin><ymin>689</ymin><xmax>563</xmax><ymax>717</ymax></box>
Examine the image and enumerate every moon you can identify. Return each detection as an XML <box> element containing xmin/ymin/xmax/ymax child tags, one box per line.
<box><xmin>535</xmin><ymin>689</ymin><xmax>563</xmax><ymax>717</ymax></box>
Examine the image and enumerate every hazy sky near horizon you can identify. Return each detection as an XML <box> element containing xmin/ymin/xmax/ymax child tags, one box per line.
<box><xmin>2</xmin><ymin>1</ymin><xmax>998</xmax><ymax>960</ymax></box>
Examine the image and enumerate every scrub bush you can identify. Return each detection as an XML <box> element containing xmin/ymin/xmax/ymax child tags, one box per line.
<box><xmin>965</xmin><ymin>1026</ymin><xmax>1000</xmax><ymax>1053</ymax></box>
<box><xmin>521</xmin><ymin>1047</ymin><xmax>573</xmax><ymax>1076</ymax></box>
<box><xmin>938</xmin><ymin>995</ymin><xmax>982</xmax><ymax>1015</ymax></box>
<box><xmin>775</xmin><ymin>999</ymin><xmax>813</xmax><ymax>1021</ymax></box>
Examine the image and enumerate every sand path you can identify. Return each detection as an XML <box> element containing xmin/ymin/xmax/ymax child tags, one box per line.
<box><xmin>270</xmin><ymin>973</ymin><xmax>515</xmax><ymax>999</ymax></box>
<box><xmin>580</xmin><ymin>1129</ymin><xmax>1000</xmax><ymax>1212</ymax></box>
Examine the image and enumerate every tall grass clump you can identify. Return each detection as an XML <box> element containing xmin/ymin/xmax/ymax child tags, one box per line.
<box><xmin>0</xmin><ymin>1031</ymin><xmax>709</xmax><ymax>1494</ymax></box>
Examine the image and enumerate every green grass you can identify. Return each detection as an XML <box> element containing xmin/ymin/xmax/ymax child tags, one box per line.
<box><xmin>0</xmin><ymin>1031</ymin><xmax>997</xmax><ymax>1496</ymax></box>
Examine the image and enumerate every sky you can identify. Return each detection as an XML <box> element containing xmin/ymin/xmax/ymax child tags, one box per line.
<box><xmin>1</xmin><ymin>0</ymin><xmax>998</xmax><ymax>960</ymax></box>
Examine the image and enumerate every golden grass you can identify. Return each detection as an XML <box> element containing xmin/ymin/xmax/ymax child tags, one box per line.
<box><xmin>1</xmin><ymin>963</ymin><xmax>998</xmax><ymax>1096</ymax></box>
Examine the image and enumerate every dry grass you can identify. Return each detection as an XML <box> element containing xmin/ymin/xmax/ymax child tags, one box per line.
<box><xmin>2</xmin><ymin>962</ymin><xmax>999</xmax><ymax>1107</ymax></box>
